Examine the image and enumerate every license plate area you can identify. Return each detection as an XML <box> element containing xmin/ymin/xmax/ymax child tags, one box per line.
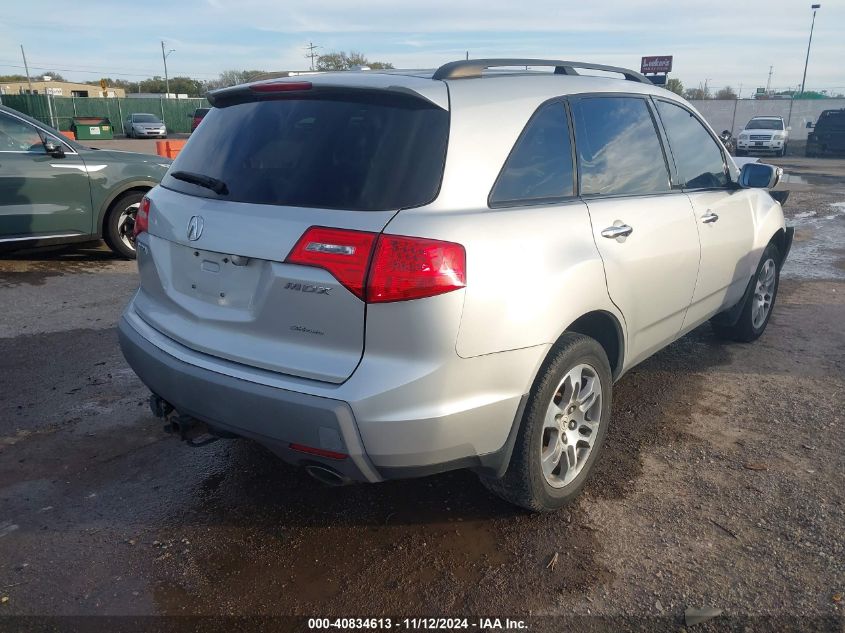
<box><xmin>755</xmin><ymin>141</ymin><xmax>764</xmax><ymax>146</ymax></box>
<box><xmin>172</xmin><ymin>245</ymin><xmax>264</xmax><ymax>310</ymax></box>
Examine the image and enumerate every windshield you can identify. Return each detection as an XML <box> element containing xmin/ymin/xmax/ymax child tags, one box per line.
<box><xmin>817</xmin><ymin>111</ymin><xmax>845</xmax><ymax>131</ymax></box>
<box><xmin>746</xmin><ymin>119</ymin><xmax>783</xmax><ymax>130</ymax></box>
<box><xmin>133</xmin><ymin>114</ymin><xmax>161</xmax><ymax>123</ymax></box>
<box><xmin>162</xmin><ymin>94</ymin><xmax>449</xmax><ymax>211</ymax></box>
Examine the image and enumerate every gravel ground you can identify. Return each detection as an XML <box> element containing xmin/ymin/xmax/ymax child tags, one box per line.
<box><xmin>0</xmin><ymin>159</ymin><xmax>843</xmax><ymax>631</ymax></box>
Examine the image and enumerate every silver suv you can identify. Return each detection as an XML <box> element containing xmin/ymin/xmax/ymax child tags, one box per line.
<box><xmin>119</xmin><ymin>59</ymin><xmax>793</xmax><ymax>511</ymax></box>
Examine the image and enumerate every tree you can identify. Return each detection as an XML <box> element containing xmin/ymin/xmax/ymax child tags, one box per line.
<box><xmin>665</xmin><ymin>78</ymin><xmax>684</xmax><ymax>96</ymax></box>
<box><xmin>207</xmin><ymin>69</ymin><xmax>268</xmax><ymax>90</ymax></box>
<box><xmin>0</xmin><ymin>72</ymin><xmax>65</xmax><ymax>82</ymax></box>
<box><xmin>316</xmin><ymin>51</ymin><xmax>394</xmax><ymax>71</ymax></box>
<box><xmin>715</xmin><ymin>86</ymin><xmax>737</xmax><ymax>100</ymax></box>
<box><xmin>684</xmin><ymin>84</ymin><xmax>710</xmax><ymax>100</ymax></box>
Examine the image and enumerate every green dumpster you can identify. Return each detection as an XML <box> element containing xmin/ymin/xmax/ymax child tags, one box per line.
<box><xmin>72</xmin><ymin>117</ymin><xmax>114</xmax><ymax>140</ymax></box>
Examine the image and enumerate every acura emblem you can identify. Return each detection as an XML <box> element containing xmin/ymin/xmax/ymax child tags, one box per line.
<box><xmin>187</xmin><ymin>215</ymin><xmax>204</xmax><ymax>241</ymax></box>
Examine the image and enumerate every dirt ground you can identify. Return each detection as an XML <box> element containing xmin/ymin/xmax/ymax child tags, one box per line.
<box><xmin>0</xmin><ymin>158</ymin><xmax>843</xmax><ymax>631</ymax></box>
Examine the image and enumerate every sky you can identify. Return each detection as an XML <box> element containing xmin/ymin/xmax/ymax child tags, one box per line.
<box><xmin>1</xmin><ymin>0</ymin><xmax>843</xmax><ymax>95</ymax></box>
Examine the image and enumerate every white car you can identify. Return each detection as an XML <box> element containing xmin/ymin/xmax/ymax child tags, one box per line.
<box><xmin>736</xmin><ymin>116</ymin><xmax>789</xmax><ymax>156</ymax></box>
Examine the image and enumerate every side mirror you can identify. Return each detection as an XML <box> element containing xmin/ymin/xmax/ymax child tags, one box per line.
<box><xmin>806</xmin><ymin>121</ymin><xmax>815</xmax><ymax>129</ymax></box>
<box><xmin>739</xmin><ymin>162</ymin><xmax>781</xmax><ymax>189</ymax></box>
<box><xmin>43</xmin><ymin>137</ymin><xmax>65</xmax><ymax>158</ymax></box>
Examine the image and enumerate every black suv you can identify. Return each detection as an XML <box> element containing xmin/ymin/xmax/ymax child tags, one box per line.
<box><xmin>806</xmin><ymin>109</ymin><xmax>845</xmax><ymax>156</ymax></box>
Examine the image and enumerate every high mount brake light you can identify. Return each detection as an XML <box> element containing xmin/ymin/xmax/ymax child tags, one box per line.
<box><xmin>285</xmin><ymin>227</ymin><xmax>466</xmax><ymax>303</ymax></box>
<box><xmin>133</xmin><ymin>196</ymin><xmax>150</xmax><ymax>238</ymax></box>
<box><xmin>250</xmin><ymin>81</ymin><xmax>313</xmax><ymax>93</ymax></box>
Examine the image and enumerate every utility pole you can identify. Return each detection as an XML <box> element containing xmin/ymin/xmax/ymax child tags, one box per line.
<box><xmin>800</xmin><ymin>4</ymin><xmax>821</xmax><ymax>95</ymax></box>
<box><xmin>161</xmin><ymin>41</ymin><xmax>174</xmax><ymax>98</ymax></box>
<box><xmin>766</xmin><ymin>66</ymin><xmax>773</xmax><ymax>94</ymax></box>
<box><xmin>20</xmin><ymin>45</ymin><xmax>33</xmax><ymax>94</ymax></box>
<box><xmin>304</xmin><ymin>42</ymin><xmax>320</xmax><ymax>71</ymax></box>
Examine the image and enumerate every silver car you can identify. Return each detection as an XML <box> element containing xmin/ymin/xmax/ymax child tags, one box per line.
<box><xmin>124</xmin><ymin>113</ymin><xmax>167</xmax><ymax>138</ymax></box>
<box><xmin>119</xmin><ymin>59</ymin><xmax>792</xmax><ymax>511</ymax></box>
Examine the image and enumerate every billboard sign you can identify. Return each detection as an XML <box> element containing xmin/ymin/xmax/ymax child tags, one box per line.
<box><xmin>641</xmin><ymin>56</ymin><xmax>673</xmax><ymax>74</ymax></box>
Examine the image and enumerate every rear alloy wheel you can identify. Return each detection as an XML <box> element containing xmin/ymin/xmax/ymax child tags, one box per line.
<box><xmin>104</xmin><ymin>191</ymin><xmax>145</xmax><ymax>259</ymax></box>
<box><xmin>712</xmin><ymin>243</ymin><xmax>780</xmax><ymax>342</ymax></box>
<box><xmin>482</xmin><ymin>333</ymin><xmax>612</xmax><ymax>512</ymax></box>
<box><xmin>539</xmin><ymin>364</ymin><xmax>603</xmax><ymax>488</ymax></box>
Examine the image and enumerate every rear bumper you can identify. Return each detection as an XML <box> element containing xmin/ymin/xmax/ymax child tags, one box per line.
<box><xmin>118</xmin><ymin>315</ymin><xmax>382</xmax><ymax>483</ymax></box>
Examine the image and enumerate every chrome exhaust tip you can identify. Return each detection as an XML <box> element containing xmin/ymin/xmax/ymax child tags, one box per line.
<box><xmin>304</xmin><ymin>464</ymin><xmax>351</xmax><ymax>487</ymax></box>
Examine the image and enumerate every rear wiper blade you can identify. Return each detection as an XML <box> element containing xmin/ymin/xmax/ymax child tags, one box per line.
<box><xmin>170</xmin><ymin>170</ymin><xmax>229</xmax><ymax>195</ymax></box>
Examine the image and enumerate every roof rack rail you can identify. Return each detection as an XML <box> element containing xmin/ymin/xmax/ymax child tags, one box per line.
<box><xmin>432</xmin><ymin>58</ymin><xmax>651</xmax><ymax>84</ymax></box>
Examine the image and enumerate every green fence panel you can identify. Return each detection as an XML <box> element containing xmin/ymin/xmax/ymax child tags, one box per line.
<box><xmin>1</xmin><ymin>94</ymin><xmax>210</xmax><ymax>135</ymax></box>
<box><xmin>0</xmin><ymin>94</ymin><xmax>53</xmax><ymax>127</ymax></box>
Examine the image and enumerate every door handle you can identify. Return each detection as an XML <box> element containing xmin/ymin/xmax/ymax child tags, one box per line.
<box><xmin>601</xmin><ymin>224</ymin><xmax>633</xmax><ymax>239</ymax></box>
<box><xmin>701</xmin><ymin>212</ymin><xmax>719</xmax><ymax>224</ymax></box>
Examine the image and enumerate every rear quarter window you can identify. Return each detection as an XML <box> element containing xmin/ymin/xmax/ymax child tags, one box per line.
<box><xmin>163</xmin><ymin>94</ymin><xmax>449</xmax><ymax>212</ymax></box>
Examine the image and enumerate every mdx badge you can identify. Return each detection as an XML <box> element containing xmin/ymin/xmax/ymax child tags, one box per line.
<box><xmin>187</xmin><ymin>215</ymin><xmax>204</xmax><ymax>241</ymax></box>
<box><xmin>285</xmin><ymin>282</ymin><xmax>331</xmax><ymax>295</ymax></box>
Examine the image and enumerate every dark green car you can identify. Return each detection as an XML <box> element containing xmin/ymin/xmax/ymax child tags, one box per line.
<box><xmin>0</xmin><ymin>105</ymin><xmax>170</xmax><ymax>258</ymax></box>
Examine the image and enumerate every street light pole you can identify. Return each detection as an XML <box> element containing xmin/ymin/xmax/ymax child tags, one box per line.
<box><xmin>800</xmin><ymin>4</ymin><xmax>821</xmax><ymax>95</ymax></box>
<box><xmin>161</xmin><ymin>41</ymin><xmax>175</xmax><ymax>98</ymax></box>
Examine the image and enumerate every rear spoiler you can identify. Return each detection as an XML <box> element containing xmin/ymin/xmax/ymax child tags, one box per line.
<box><xmin>208</xmin><ymin>79</ymin><xmax>448</xmax><ymax>110</ymax></box>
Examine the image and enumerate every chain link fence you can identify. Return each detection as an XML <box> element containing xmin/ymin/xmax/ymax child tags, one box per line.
<box><xmin>0</xmin><ymin>93</ymin><xmax>210</xmax><ymax>134</ymax></box>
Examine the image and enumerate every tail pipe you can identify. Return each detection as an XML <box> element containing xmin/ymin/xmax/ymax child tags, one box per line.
<box><xmin>304</xmin><ymin>464</ymin><xmax>352</xmax><ymax>486</ymax></box>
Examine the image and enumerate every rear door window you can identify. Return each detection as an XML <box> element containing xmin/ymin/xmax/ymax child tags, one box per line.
<box><xmin>490</xmin><ymin>102</ymin><xmax>574</xmax><ymax>206</ymax></box>
<box><xmin>570</xmin><ymin>97</ymin><xmax>671</xmax><ymax>196</ymax></box>
<box><xmin>655</xmin><ymin>100</ymin><xmax>729</xmax><ymax>189</ymax></box>
<box><xmin>163</xmin><ymin>94</ymin><xmax>449</xmax><ymax>211</ymax></box>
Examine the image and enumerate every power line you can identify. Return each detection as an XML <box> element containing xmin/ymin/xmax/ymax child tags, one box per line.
<box><xmin>0</xmin><ymin>58</ymin><xmax>220</xmax><ymax>78</ymax></box>
<box><xmin>304</xmin><ymin>42</ymin><xmax>320</xmax><ymax>71</ymax></box>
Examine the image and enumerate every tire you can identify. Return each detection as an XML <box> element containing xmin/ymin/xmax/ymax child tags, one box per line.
<box><xmin>103</xmin><ymin>190</ymin><xmax>145</xmax><ymax>259</ymax></box>
<box><xmin>482</xmin><ymin>333</ymin><xmax>612</xmax><ymax>512</ymax></box>
<box><xmin>711</xmin><ymin>243</ymin><xmax>780</xmax><ymax>343</ymax></box>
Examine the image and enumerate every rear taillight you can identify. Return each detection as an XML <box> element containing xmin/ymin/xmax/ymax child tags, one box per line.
<box><xmin>285</xmin><ymin>227</ymin><xmax>466</xmax><ymax>303</ymax></box>
<box><xmin>133</xmin><ymin>196</ymin><xmax>150</xmax><ymax>238</ymax></box>
<box><xmin>368</xmin><ymin>235</ymin><xmax>466</xmax><ymax>303</ymax></box>
<box><xmin>192</xmin><ymin>116</ymin><xmax>202</xmax><ymax>127</ymax></box>
<box><xmin>286</xmin><ymin>227</ymin><xmax>376</xmax><ymax>299</ymax></box>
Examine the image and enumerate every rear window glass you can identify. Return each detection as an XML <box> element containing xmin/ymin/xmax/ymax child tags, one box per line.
<box><xmin>163</xmin><ymin>95</ymin><xmax>449</xmax><ymax>211</ymax></box>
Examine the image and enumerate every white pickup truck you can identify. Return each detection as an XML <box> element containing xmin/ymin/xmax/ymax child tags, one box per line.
<box><xmin>736</xmin><ymin>116</ymin><xmax>790</xmax><ymax>156</ymax></box>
